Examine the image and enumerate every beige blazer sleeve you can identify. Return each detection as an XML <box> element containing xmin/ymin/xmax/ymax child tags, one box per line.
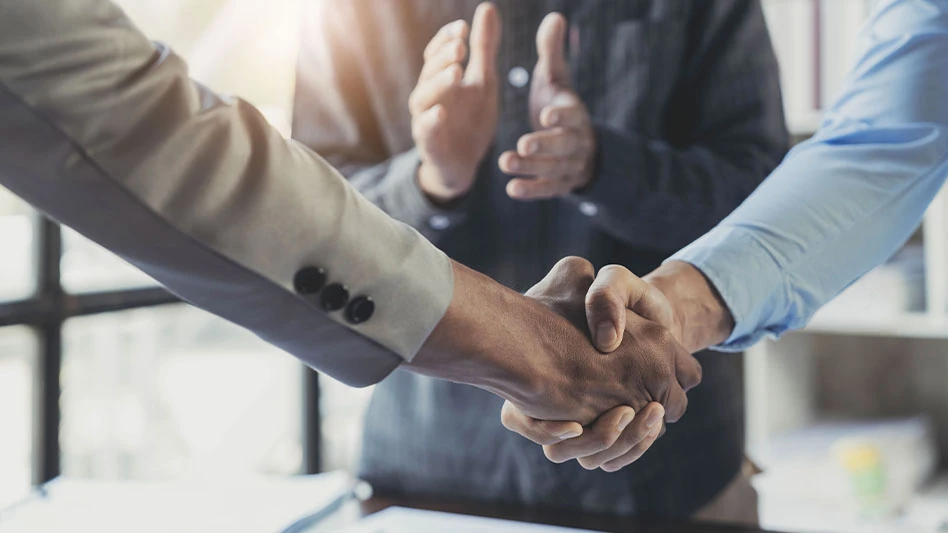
<box><xmin>0</xmin><ymin>0</ymin><xmax>454</xmax><ymax>386</ymax></box>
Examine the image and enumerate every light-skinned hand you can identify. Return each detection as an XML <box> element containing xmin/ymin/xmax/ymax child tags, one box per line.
<box><xmin>500</xmin><ymin>264</ymin><xmax>703</xmax><ymax>472</ymax></box>
<box><xmin>412</xmin><ymin>2</ymin><xmax>500</xmax><ymax>204</ymax></box>
<box><xmin>499</xmin><ymin>12</ymin><xmax>597</xmax><ymax>200</ymax></box>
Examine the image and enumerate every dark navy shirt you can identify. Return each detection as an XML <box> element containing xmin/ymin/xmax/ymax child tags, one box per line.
<box><xmin>293</xmin><ymin>0</ymin><xmax>788</xmax><ymax>517</ymax></box>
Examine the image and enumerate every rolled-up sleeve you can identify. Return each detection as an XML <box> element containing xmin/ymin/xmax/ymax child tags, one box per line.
<box><xmin>671</xmin><ymin>0</ymin><xmax>948</xmax><ymax>350</ymax></box>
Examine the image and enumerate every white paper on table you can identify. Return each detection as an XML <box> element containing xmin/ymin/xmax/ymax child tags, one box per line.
<box><xmin>0</xmin><ymin>471</ymin><xmax>351</xmax><ymax>533</ymax></box>
<box><xmin>338</xmin><ymin>507</ymin><xmax>604</xmax><ymax>533</ymax></box>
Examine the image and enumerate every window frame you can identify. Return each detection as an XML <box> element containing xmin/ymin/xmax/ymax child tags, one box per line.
<box><xmin>0</xmin><ymin>217</ymin><xmax>321</xmax><ymax>485</ymax></box>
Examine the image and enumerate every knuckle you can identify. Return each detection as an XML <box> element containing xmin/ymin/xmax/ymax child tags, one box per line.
<box><xmin>586</xmin><ymin>283</ymin><xmax>620</xmax><ymax>306</ymax></box>
<box><xmin>640</xmin><ymin>321</ymin><xmax>676</xmax><ymax>350</ymax></box>
<box><xmin>557</xmin><ymin>256</ymin><xmax>595</xmax><ymax>280</ymax></box>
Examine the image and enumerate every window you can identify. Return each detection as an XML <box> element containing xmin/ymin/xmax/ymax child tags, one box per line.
<box><xmin>61</xmin><ymin>229</ymin><xmax>158</xmax><ymax>294</ymax></box>
<box><xmin>0</xmin><ymin>189</ymin><xmax>35</xmax><ymax>303</ymax></box>
<box><xmin>60</xmin><ymin>306</ymin><xmax>302</xmax><ymax>480</ymax></box>
<box><xmin>0</xmin><ymin>0</ymin><xmax>327</xmax><ymax>498</ymax></box>
<box><xmin>0</xmin><ymin>327</ymin><xmax>37</xmax><ymax>507</ymax></box>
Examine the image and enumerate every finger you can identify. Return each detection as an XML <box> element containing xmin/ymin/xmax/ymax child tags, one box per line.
<box><xmin>584</xmin><ymin>265</ymin><xmax>639</xmax><ymax>352</ymax></box>
<box><xmin>505</xmin><ymin>177</ymin><xmax>563</xmax><ymax>200</ymax></box>
<box><xmin>542</xmin><ymin>406</ymin><xmax>636</xmax><ymax>464</ymax></box>
<box><xmin>524</xmin><ymin>256</ymin><xmax>595</xmax><ymax>303</ymax></box>
<box><xmin>663</xmin><ymin>380</ymin><xmax>689</xmax><ymax>423</ymax></box>
<box><xmin>424</xmin><ymin>20</ymin><xmax>469</xmax><ymax>61</ymax></box>
<box><xmin>577</xmin><ymin>402</ymin><xmax>665</xmax><ymax>470</ymax></box>
<box><xmin>500</xmin><ymin>401</ymin><xmax>583</xmax><ymax>446</ymax></box>
<box><xmin>516</xmin><ymin>128</ymin><xmax>581</xmax><ymax>158</ymax></box>
<box><xmin>411</xmin><ymin>104</ymin><xmax>446</xmax><ymax>142</ymax></box>
<box><xmin>535</xmin><ymin>12</ymin><xmax>569</xmax><ymax>85</ymax></box>
<box><xmin>465</xmin><ymin>2</ymin><xmax>501</xmax><ymax>84</ymax></box>
<box><xmin>499</xmin><ymin>152</ymin><xmax>582</xmax><ymax>179</ymax></box>
<box><xmin>585</xmin><ymin>264</ymin><xmax>681</xmax><ymax>353</ymax></box>
<box><xmin>677</xmin><ymin>351</ymin><xmax>703</xmax><ymax>392</ymax></box>
<box><xmin>601</xmin><ymin>420</ymin><xmax>665</xmax><ymax>472</ymax></box>
<box><xmin>419</xmin><ymin>39</ymin><xmax>468</xmax><ymax>82</ymax></box>
<box><xmin>540</xmin><ymin>94</ymin><xmax>589</xmax><ymax>129</ymax></box>
<box><xmin>409</xmin><ymin>65</ymin><xmax>462</xmax><ymax>115</ymax></box>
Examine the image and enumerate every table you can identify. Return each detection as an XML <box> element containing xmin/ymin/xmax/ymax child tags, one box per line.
<box><xmin>359</xmin><ymin>495</ymin><xmax>782</xmax><ymax>533</ymax></box>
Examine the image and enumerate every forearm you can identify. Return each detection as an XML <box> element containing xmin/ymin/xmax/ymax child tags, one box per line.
<box><xmin>667</xmin><ymin>0</ymin><xmax>948</xmax><ymax>350</ymax></box>
<box><xmin>0</xmin><ymin>0</ymin><xmax>456</xmax><ymax>387</ymax></box>
<box><xmin>409</xmin><ymin>261</ymin><xmax>541</xmax><ymax>402</ymax></box>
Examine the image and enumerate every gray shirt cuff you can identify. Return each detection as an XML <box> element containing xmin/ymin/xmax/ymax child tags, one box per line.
<box><xmin>373</xmin><ymin>150</ymin><xmax>470</xmax><ymax>240</ymax></box>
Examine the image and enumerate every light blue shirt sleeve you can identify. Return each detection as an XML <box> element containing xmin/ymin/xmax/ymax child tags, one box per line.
<box><xmin>670</xmin><ymin>0</ymin><xmax>948</xmax><ymax>351</ymax></box>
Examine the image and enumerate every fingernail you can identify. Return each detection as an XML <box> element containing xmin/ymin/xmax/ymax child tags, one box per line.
<box><xmin>595</xmin><ymin>322</ymin><xmax>617</xmax><ymax>349</ymax></box>
<box><xmin>557</xmin><ymin>429</ymin><xmax>582</xmax><ymax>440</ymax></box>
<box><xmin>649</xmin><ymin>426</ymin><xmax>661</xmax><ymax>439</ymax></box>
<box><xmin>508</xmin><ymin>158</ymin><xmax>520</xmax><ymax>171</ymax></box>
<box><xmin>449</xmin><ymin>20</ymin><xmax>464</xmax><ymax>36</ymax></box>
<box><xmin>645</xmin><ymin>409</ymin><xmax>662</xmax><ymax>429</ymax></box>
<box><xmin>525</xmin><ymin>141</ymin><xmax>537</xmax><ymax>155</ymax></box>
<box><xmin>617</xmin><ymin>411</ymin><xmax>635</xmax><ymax>433</ymax></box>
<box><xmin>548</xmin><ymin>111</ymin><xmax>559</xmax><ymax>125</ymax></box>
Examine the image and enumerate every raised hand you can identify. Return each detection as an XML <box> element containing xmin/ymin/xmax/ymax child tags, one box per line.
<box><xmin>411</xmin><ymin>2</ymin><xmax>501</xmax><ymax>204</ymax></box>
<box><xmin>501</xmin><ymin>263</ymin><xmax>703</xmax><ymax>472</ymax></box>
<box><xmin>499</xmin><ymin>12</ymin><xmax>597</xmax><ymax>200</ymax></box>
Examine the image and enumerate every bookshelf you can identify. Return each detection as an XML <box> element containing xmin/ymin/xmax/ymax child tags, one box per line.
<box><xmin>749</xmin><ymin>3</ymin><xmax>948</xmax><ymax>528</ymax></box>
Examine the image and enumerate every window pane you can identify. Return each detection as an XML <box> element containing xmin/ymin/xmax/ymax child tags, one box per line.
<box><xmin>60</xmin><ymin>228</ymin><xmax>159</xmax><ymax>293</ymax></box>
<box><xmin>0</xmin><ymin>327</ymin><xmax>37</xmax><ymax>507</ymax></box>
<box><xmin>319</xmin><ymin>376</ymin><xmax>373</xmax><ymax>473</ymax></box>
<box><xmin>0</xmin><ymin>187</ymin><xmax>35</xmax><ymax>302</ymax></box>
<box><xmin>61</xmin><ymin>305</ymin><xmax>302</xmax><ymax>480</ymax></box>
<box><xmin>114</xmin><ymin>0</ymin><xmax>301</xmax><ymax>136</ymax></box>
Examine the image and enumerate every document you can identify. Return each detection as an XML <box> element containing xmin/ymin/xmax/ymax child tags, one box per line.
<box><xmin>0</xmin><ymin>472</ymin><xmax>352</xmax><ymax>533</ymax></box>
<box><xmin>338</xmin><ymin>507</ymin><xmax>602</xmax><ymax>533</ymax></box>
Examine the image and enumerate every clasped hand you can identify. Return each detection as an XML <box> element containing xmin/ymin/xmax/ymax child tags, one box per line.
<box><xmin>508</xmin><ymin>257</ymin><xmax>702</xmax><ymax>472</ymax></box>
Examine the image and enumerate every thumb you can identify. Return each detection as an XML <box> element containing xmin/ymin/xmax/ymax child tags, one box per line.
<box><xmin>535</xmin><ymin>12</ymin><xmax>568</xmax><ymax>85</ymax></box>
<box><xmin>465</xmin><ymin>2</ymin><xmax>501</xmax><ymax>84</ymax></box>
<box><xmin>585</xmin><ymin>265</ymin><xmax>678</xmax><ymax>352</ymax></box>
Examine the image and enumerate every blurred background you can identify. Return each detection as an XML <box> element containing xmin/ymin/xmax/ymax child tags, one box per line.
<box><xmin>1</xmin><ymin>1</ymin><xmax>947</xmax><ymax>532</ymax></box>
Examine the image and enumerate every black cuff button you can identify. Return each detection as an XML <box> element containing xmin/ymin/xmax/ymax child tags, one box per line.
<box><xmin>345</xmin><ymin>296</ymin><xmax>375</xmax><ymax>324</ymax></box>
<box><xmin>320</xmin><ymin>283</ymin><xmax>349</xmax><ymax>311</ymax></box>
<box><xmin>293</xmin><ymin>267</ymin><xmax>327</xmax><ymax>295</ymax></box>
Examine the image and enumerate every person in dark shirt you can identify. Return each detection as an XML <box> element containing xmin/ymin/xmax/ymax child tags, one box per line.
<box><xmin>292</xmin><ymin>0</ymin><xmax>788</xmax><ymax>523</ymax></box>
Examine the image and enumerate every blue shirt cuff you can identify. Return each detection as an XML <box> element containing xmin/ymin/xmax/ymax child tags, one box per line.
<box><xmin>669</xmin><ymin>226</ymin><xmax>794</xmax><ymax>351</ymax></box>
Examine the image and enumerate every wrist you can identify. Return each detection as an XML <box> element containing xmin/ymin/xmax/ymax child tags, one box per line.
<box><xmin>644</xmin><ymin>261</ymin><xmax>734</xmax><ymax>352</ymax></box>
<box><xmin>409</xmin><ymin>261</ymin><xmax>541</xmax><ymax>401</ymax></box>
<box><xmin>417</xmin><ymin>162</ymin><xmax>474</xmax><ymax>206</ymax></box>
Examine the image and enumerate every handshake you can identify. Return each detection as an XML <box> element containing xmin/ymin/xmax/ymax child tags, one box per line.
<box><xmin>410</xmin><ymin>257</ymin><xmax>729</xmax><ymax>473</ymax></box>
